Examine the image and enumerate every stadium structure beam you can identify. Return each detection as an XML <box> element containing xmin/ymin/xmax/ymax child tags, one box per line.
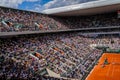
<box><xmin>42</xmin><ymin>0</ymin><xmax>120</xmax><ymax>16</ymax></box>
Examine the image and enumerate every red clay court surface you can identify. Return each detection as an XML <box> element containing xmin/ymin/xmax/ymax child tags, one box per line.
<box><xmin>86</xmin><ymin>53</ymin><xmax>120</xmax><ymax>80</ymax></box>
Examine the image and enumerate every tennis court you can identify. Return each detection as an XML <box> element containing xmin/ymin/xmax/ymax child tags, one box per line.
<box><xmin>86</xmin><ymin>53</ymin><xmax>120</xmax><ymax>80</ymax></box>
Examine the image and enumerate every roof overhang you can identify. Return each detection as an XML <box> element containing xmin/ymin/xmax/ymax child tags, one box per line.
<box><xmin>42</xmin><ymin>0</ymin><xmax>120</xmax><ymax>16</ymax></box>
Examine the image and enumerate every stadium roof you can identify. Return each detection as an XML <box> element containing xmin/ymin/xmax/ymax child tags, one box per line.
<box><xmin>42</xmin><ymin>0</ymin><xmax>120</xmax><ymax>16</ymax></box>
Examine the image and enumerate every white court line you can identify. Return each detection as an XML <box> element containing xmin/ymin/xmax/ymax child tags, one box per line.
<box><xmin>86</xmin><ymin>55</ymin><xmax>104</xmax><ymax>80</ymax></box>
<box><xmin>111</xmin><ymin>59</ymin><xmax>116</xmax><ymax>77</ymax></box>
<box><xmin>85</xmin><ymin>66</ymin><xmax>97</xmax><ymax>80</ymax></box>
<box><xmin>106</xmin><ymin>55</ymin><xmax>113</xmax><ymax>80</ymax></box>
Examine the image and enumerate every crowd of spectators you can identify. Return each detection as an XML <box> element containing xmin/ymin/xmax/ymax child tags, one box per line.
<box><xmin>0</xmin><ymin>7</ymin><xmax>120</xmax><ymax>32</ymax></box>
<box><xmin>62</xmin><ymin>12</ymin><xmax>120</xmax><ymax>29</ymax></box>
<box><xmin>0</xmin><ymin>7</ymin><xmax>68</xmax><ymax>32</ymax></box>
<box><xmin>0</xmin><ymin>57</ymin><xmax>62</xmax><ymax>80</ymax></box>
<box><xmin>0</xmin><ymin>32</ymin><xmax>120</xmax><ymax>79</ymax></box>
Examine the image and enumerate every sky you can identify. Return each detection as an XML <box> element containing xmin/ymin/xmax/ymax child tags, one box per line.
<box><xmin>0</xmin><ymin>0</ymin><xmax>98</xmax><ymax>13</ymax></box>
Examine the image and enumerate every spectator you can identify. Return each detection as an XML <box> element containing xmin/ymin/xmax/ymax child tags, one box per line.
<box><xmin>0</xmin><ymin>32</ymin><xmax>119</xmax><ymax>79</ymax></box>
